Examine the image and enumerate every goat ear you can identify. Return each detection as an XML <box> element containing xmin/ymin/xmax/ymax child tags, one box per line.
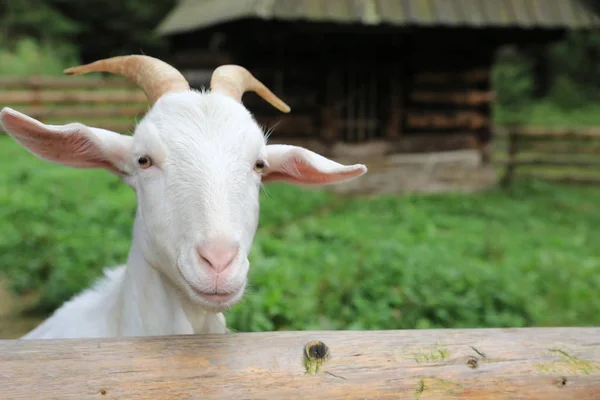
<box><xmin>0</xmin><ymin>107</ymin><xmax>133</xmax><ymax>176</ymax></box>
<box><xmin>263</xmin><ymin>144</ymin><xmax>367</xmax><ymax>185</ymax></box>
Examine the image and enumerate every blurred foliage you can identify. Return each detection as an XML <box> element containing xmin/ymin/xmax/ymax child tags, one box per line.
<box><xmin>0</xmin><ymin>37</ymin><xmax>79</xmax><ymax>76</ymax></box>
<box><xmin>50</xmin><ymin>0</ymin><xmax>176</xmax><ymax>61</ymax></box>
<box><xmin>492</xmin><ymin>29</ymin><xmax>600</xmax><ymax>124</ymax></box>
<box><xmin>492</xmin><ymin>48</ymin><xmax>535</xmax><ymax>126</ymax></box>
<box><xmin>547</xmin><ymin>30</ymin><xmax>600</xmax><ymax>103</ymax></box>
<box><xmin>0</xmin><ymin>0</ymin><xmax>81</xmax><ymax>43</ymax></box>
<box><xmin>548</xmin><ymin>74</ymin><xmax>590</xmax><ymax>111</ymax></box>
<box><xmin>1</xmin><ymin>136</ymin><xmax>599</xmax><ymax>330</ymax></box>
<box><xmin>0</xmin><ymin>0</ymin><xmax>176</xmax><ymax>62</ymax></box>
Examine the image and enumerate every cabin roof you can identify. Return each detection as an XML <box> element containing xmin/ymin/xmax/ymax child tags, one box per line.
<box><xmin>157</xmin><ymin>0</ymin><xmax>600</xmax><ymax>36</ymax></box>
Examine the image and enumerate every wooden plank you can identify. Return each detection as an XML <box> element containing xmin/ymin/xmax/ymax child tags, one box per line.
<box><xmin>0</xmin><ymin>76</ymin><xmax>137</xmax><ymax>89</ymax></box>
<box><xmin>269</xmin><ymin>133</ymin><xmax>480</xmax><ymax>156</ymax></box>
<box><xmin>410</xmin><ymin>90</ymin><xmax>493</xmax><ymax>105</ymax></box>
<box><xmin>373</xmin><ymin>133</ymin><xmax>479</xmax><ymax>154</ymax></box>
<box><xmin>511</xmin><ymin>127</ymin><xmax>600</xmax><ymax>139</ymax></box>
<box><xmin>1</xmin><ymin>122</ymin><xmax>136</xmax><ymax>135</ymax></box>
<box><xmin>0</xmin><ymin>91</ymin><xmax>147</xmax><ymax>104</ymax></box>
<box><xmin>498</xmin><ymin>140</ymin><xmax>600</xmax><ymax>155</ymax></box>
<box><xmin>495</xmin><ymin>158</ymin><xmax>600</xmax><ymax>168</ymax></box>
<box><xmin>414</xmin><ymin>68</ymin><xmax>490</xmax><ymax>84</ymax></box>
<box><xmin>406</xmin><ymin>111</ymin><xmax>489</xmax><ymax>130</ymax></box>
<box><xmin>500</xmin><ymin>129</ymin><xmax>519</xmax><ymax>187</ymax></box>
<box><xmin>519</xmin><ymin>173</ymin><xmax>600</xmax><ymax>185</ymax></box>
<box><xmin>1</xmin><ymin>328</ymin><xmax>599</xmax><ymax>399</ymax></box>
<box><xmin>15</xmin><ymin>106</ymin><xmax>148</xmax><ymax>119</ymax></box>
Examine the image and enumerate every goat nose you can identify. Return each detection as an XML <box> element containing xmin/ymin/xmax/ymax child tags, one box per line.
<box><xmin>196</xmin><ymin>240</ymin><xmax>239</xmax><ymax>273</ymax></box>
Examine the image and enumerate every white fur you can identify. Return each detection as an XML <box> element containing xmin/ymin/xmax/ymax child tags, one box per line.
<box><xmin>1</xmin><ymin>88</ymin><xmax>367</xmax><ymax>340</ymax></box>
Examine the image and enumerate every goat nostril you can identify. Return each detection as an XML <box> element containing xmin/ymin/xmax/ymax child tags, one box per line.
<box><xmin>196</xmin><ymin>241</ymin><xmax>239</xmax><ymax>273</ymax></box>
<box><xmin>199</xmin><ymin>254</ymin><xmax>213</xmax><ymax>269</ymax></box>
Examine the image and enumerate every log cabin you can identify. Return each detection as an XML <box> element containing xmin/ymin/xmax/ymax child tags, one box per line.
<box><xmin>155</xmin><ymin>0</ymin><xmax>600</xmax><ymax>194</ymax></box>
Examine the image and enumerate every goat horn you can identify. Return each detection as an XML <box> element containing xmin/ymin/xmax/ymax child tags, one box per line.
<box><xmin>210</xmin><ymin>65</ymin><xmax>290</xmax><ymax>113</ymax></box>
<box><xmin>64</xmin><ymin>55</ymin><xmax>190</xmax><ymax>105</ymax></box>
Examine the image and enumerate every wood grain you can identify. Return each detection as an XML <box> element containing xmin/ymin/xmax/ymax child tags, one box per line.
<box><xmin>15</xmin><ymin>106</ymin><xmax>148</xmax><ymax>119</ymax></box>
<box><xmin>0</xmin><ymin>76</ymin><xmax>138</xmax><ymax>89</ymax></box>
<box><xmin>497</xmin><ymin>127</ymin><xmax>600</xmax><ymax>187</ymax></box>
<box><xmin>410</xmin><ymin>91</ymin><xmax>493</xmax><ymax>106</ymax></box>
<box><xmin>0</xmin><ymin>91</ymin><xmax>147</xmax><ymax>104</ymax></box>
<box><xmin>1</xmin><ymin>328</ymin><xmax>599</xmax><ymax>399</ymax></box>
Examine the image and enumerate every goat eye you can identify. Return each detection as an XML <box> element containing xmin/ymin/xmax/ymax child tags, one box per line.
<box><xmin>254</xmin><ymin>160</ymin><xmax>265</xmax><ymax>173</ymax></box>
<box><xmin>138</xmin><ymin>156</ymin><xmax>153</xmax><ymax>169</ymax></box>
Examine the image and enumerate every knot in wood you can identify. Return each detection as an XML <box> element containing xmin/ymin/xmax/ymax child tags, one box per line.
<box><xmin>558</xmin><ymin>377</ymin><xmax>568</xmax><ymax>387</ymax></box>
<box><xmin>303</xmin><ymin>340</ymin><xmax>330</xmax><ymax>374</ymax></box>
<box><xmin>305</xmin><ymin>340</ymin><xmax>329</xmax><ymax>360</ymax></box>
<box><xmin>466</xmin><ymin>356</ymin><xmax>478</xmax><ymax>369</ymax></box>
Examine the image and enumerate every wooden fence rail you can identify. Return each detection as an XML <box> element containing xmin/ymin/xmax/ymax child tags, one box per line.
<box><xmin>0</xmin><ymin>75</ymin><xmax>320</xmax><ymax>138</ymax></box>
<box><xmin>496</xmin><ymin>127</ymin><xmax>600</xmax><ymax>186</ymax></box>
<box><xmin>2</xmin><ymin>76</ymin><xmax>600</xmax><ymax>182</ymax></box>
<box><xmin>0</xmin><ymin>76</ymin><xmax>148</xmax><ymax>134</ymax></box>
<box><xmin>1</xmin><ymin>328</ymin><xmax>599</xmax><ymax>399</ymax></box>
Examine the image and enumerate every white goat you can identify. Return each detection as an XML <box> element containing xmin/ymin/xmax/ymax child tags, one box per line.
<box><xmin>0</xmin><ymin>55</ymin><xmax>367</xmax><ymax>339</ymax></box>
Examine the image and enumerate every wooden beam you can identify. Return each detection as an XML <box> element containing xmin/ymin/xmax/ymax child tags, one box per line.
<box><xmin>0</xmin><ymin>76</ymin><xmax>137</xmax><ymax>89</ymax></box>
<box><xmin>511</xmin><ymin>127</ymin><xmax>600</xmax><ymax>139</ymax></box>
<box><xmin>406</xmin><ymin>111</ymin><xmax>489</xmax><ymax>130</ymax></box>
<box><xmin>495</xmin><ymin>158</ymin><xmax>600</xmax><ymax>168</ymax></box>
<box><xmin>500</xmin><ymin>129</ymin><xmax>518</xmax><ymax>187</ymax></box>
<box><xmin>0</xmin><ymin>91</ymin><xmax>147</xmax><ymax>104</ymax></box>
<box><xmin>14</xmin><ymin>106</ymin><xmax>148</xmax><ymax>119</ymax></box>
<box><xmin>414</xmin><ymin>68</ymin><xmax>490</xmax><ymax>85</ymax></box>
<box><xmin>517</xmin><ymin>174</ymin><xmax>600</xmax><ymax>185</ymax></box>
<box><xmin>1</xmin><ymin>122</ymin><xmax>136</xmax><ymax>135</ymax></box>
<box><xmin>497</xmin><ymin>140</ymin><xmax>600</xmax><ymax>156</ymax></box>
<box><xmin>266</xmin><ymin>133</ymin><xmax>481</xmax><ymax>156</ymax></box>
<box><xmin>1</xmin><ymin>328</ymin><xmax>598</xmax><ymax>399</ymax></box>
<box><xmin>410</xmin><ymin>90</ymin><xmax>493</xmax><ymax>106</ymax></box>
<box><xmin>494</xmin><ymin>126</ymin><xmax>600</xmax><ymax>139</ymax></box>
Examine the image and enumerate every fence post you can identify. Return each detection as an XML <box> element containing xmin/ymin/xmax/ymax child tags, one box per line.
<box><xmin>501</xmin><ymin>127</ymin><xmax>518</xmax><ymax>187</ymax></box>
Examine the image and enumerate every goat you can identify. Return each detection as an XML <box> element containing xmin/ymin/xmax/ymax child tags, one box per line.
<box><xmin>0</xmin><ymin>55</ymin><xmax>367</xmax><ymax>339</ymax></box>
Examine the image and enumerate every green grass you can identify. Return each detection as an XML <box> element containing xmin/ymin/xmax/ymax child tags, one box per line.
<box><xmin>1</xmin><ymin>135</ymin><xmax>599</xmax><ymax>332</ymax></box>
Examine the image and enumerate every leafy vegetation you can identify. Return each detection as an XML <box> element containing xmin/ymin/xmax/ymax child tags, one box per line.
<box><xmin>0</xmin><ymin>0</ymin><xmax>176</xmax><ymax>63</ymax></box>
<box><xmin>0</xmin><ymin>37</ymin><xmax>79</xmax><ymax>76</ymax></box>
<box><xmin>1</xmin><ymin>135</ymin><xmax>599</xmax><ymax>331</ymax></box>
<box><xmin>0</xmin><ymin>0</ymin><xmax>599</xmax><ymax>336</ymax></box>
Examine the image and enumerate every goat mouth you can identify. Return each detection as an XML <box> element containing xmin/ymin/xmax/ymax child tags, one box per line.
<box><xmin>184</xmin><ymin>282</ymin><xmax>244</xmax><ymax>307</ymax></box>
<box><xmin>176</xmin><ymin>260</ymin><xmax>247</xmax><ymax>308</ymax></box>
<box><xmin>192</xmin><ymin>288</ymin><xmax>239</xmax><ymax>303</ymax></box>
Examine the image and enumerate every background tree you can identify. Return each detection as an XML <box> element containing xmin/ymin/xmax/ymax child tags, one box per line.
<box><xmin>50</xmin><ymin>0</ymin><xmax>176</xmax><ymax>62</ymax></box>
